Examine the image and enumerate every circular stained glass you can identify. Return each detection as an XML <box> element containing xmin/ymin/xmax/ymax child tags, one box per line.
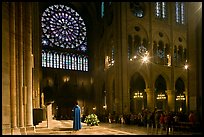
<box><xmin>41</xmin><ymin>5</ymin><xmax>87</xmax><ymax>50</ymax></box>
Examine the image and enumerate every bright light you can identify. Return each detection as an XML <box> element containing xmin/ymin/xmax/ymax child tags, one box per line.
<box><xmin>156</xmin><ymin>93</ymin><xmax>166</xmax><ymax>100</ymax></box>
<box><xmin>184</xmin><ymin>60</ymin><xmax>188</xmax><ymax>69</ymax></box>
<box><xmin>134</xmin><ymin>91</ymin><xmax>143</xmax><ymax>98</ymax></box>
<box><xmin>176</xmin><ymin>94</ymin><xmax>185</xmax><ymax>100</ymax></box>
<box><xmin>142</xmin><ymin>53</ymin><xmax>149</xmax><ymax>63</ymax></box>
<box><xmin>103</xmin><ymin>105</ymin><xmax>107</xmax><ymax>109</ymax></box>
<box><xmin>63</xmin><ymin>76</ymin><xmax>70</xmax><ymax>82</ymax></box>
<box><xmin>184</xmin><ymin>64</ymin><xmax>188</xmax><ymax>70</ymax></box>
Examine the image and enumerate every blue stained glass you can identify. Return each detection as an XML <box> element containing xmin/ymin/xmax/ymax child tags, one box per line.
<box><xmin>157</xmin><ymin>49</ymin><xmax>165</xmax><ymax>58</ymax></box>
<box><xmin>42</xmin><ymin>4</ymin><xmax>87</xmax><ymax>50</ymax></box>
<box><xmin>101</xmin><ymin>2</ymin><xmax>104</xmax><ymax>18</ymax></box>
<box><xmin>54</xmin><ymin>53</ymin><xmax>56</xmax><ymax>68</ymax></box>
<box><xmin>41</xmin><ymin>4</ymin><xmax>88</xmax><ymax>71</ymax></box>
<box><xmin>176</xmin><ymin>2</ymin><xmax>185</xmax><ymax>24</ymax></box>
<box><xmin>50</xmin><ymin>53</ymin><xmax>53</xmax><ymax>67</ymax></box>
<box><xmin>155</xmin><ymin>2</ymin><xmax>167</xmax><ymax>19</ymax></box>
<box><xmin>68</xmin><ymin>55</ymin><xmax>71</xmax><ymax>69</ymax></box>
<box><xmin>81</xmin><ymin>45</ymin><xmax>87</xmax><ymax>52</ymax></box>
<box><xmin>72</xmin><ymin>55</ymin><xmax>75</xmax><ymax>70</ymax></box>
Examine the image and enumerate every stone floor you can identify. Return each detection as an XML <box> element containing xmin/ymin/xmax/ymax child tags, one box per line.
<box><xmin>29</xmin><ymin>120</ymin><xmax>202</xmax><ymax>135</ymax></box>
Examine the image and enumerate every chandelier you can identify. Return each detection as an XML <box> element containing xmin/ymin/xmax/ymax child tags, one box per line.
<box><xmin>156</xmin><ymin>93</ymin><xmax>166</xmax><ymax>100</ymax></box>
<box><xmin>176</xmin><ymin>94</ymin><xmax>185</xmax><ymax>100</ymax></box>
<box><xmin>134</xmin><ymin>91</ymin><xmax>143</xmax><ymax>98</ymax></box>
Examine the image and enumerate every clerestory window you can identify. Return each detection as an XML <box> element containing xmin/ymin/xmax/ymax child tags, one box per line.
<box><xmin>155</xmin><ymin>2</ymin><xmax>167</xmax><ymax>19</ymax></box>
<box><xmin>175</xmin><ymin>2</ymin><xmax>185</xmax><ymax>24</ymax></box>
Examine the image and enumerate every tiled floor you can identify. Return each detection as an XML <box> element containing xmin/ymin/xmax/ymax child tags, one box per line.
<box><xmin>29</xmin><ymin>120</ymin><xmax>202</xmax><ymax>135</ymax></box>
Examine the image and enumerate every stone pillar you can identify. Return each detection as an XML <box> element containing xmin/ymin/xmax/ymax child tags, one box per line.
<box><xmin>41</xmin><ymin>92</ymin><xmax>45</xmax><ymax>108</ymax></box>
<box><xmin>166</xmin><ymin>90</ymin><xmax>175</xmax><ymax>112</ymax></box>
<box><xmin>23</xmin><ymin>86</ymin><xmax>27</xmax><ymax>129</ymax></box>
<box><xmin>183</xmin><ymin>90</ymin><xmax>189</xmax><ymax>113</ymax></box>
<box><xmin>114</xmin><ymin>3</ymin><xmax>122</xmax><ymax>115</ymax></box>
<box><xmin>18</xmin><ymin>2</ymin><xmax>26</xmax><ymax>135</ymax></box>
<box><xmin>32</xmin><ymin>2</ymin><xmax>41</xmax><ymax>109</ymax></box>
<box><xmin>32</xmin><ymin>89</ymin><xmax>36</xmax><ymax>108</ymax></box>
<box><xmin>47</xmin><ymin>103</ymin><xmax>53</xmax><ymax>128</ymax></box>
<box><xmin>24</xmin><ymin>3</ymin><xmax>35</xmax><ymax>133</ymax></box>
<box><xmin>120</xmin><ymin>3</ymin><xmax>129</xmax><ymax>115</ymax></box>
<box><xmin>145</xmin><ymin>88</ymin><xmax>154</xmax><ymax>111</ymax></box>
<box><xmin>2</xmin><ymin>2</ymin><xmax>11</xmax><ymax>135</ymax></box>
<box><xmin>10</xmin><ymin>3</ymin><xmax>20</xmax><ymax>135</ymax></box>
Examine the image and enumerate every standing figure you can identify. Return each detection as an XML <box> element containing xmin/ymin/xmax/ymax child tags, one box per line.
<box><xmin>188</xmin><ymin>111</ymin><xmax>196</xmax><ymax>128</ymax></box>
<box><xmin>72</xmin><ymin>101</ymin><xmax>82</xmax><ymax>130</ymax></box>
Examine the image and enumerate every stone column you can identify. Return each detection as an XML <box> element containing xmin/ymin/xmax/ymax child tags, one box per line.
<box><xmin>24</xmin><ymin>3</ymin><xmax>35</xmax><ymax>133</ymax></box>
<box><xmin>120</xmin><ymin>3</ymin><xmax>129</xmax><ymax>115</ymax></box>
<box><xmin>2</xmin><ymin>2</ymin><xmax>11</xmax><ymax>135</ymax></box>
<box><xmin>23</xmin><ymin>86</ymin><xmax>27</xmax><ymax>129</ymax></box>
<box><xmin>47</xmin><ymin>103</ymin><xmax>53</xmax><ymax>128</ymax></box>
<box><xmin>18</xmin><ymin>2</ymin><xmax>26</xmax><ymax>135</ymax></box>
<box><xmin>114</xmin><ymin>3</ymin><xmax>122</xmax><ymax>114</ymax></box>
<box><xmin>32</xmin><ymin>2</ymin><xmax>41</xmax><ymax>108</ymax></box>
<box><xmin>183</xmin><ymin>90</ymin><xmax>188</xmax><ymax>113</ymax></box>
<box><xmin>166</xmin><ymin>90</ymin><xmax>175</xmax><ymax>112</ymax></box>
<box><xmin>10</xmin><ymin>3</ymin><xmax>20</xmax><ymax>135</ymax></box>
<box><xmin>41</xmin><ymin>92</ymin><xmax>45</xmax><ymax>108</ymax></box>
<box><xmin>145</xmin><ymin>88</ymin><xmax>154</xmax><ymax>111</ymax></box>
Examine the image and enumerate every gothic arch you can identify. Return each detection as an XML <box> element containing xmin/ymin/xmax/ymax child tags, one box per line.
<box><xmin>152</xmin><ymin>31</ymin><xmax>170</xmax><ymax>45</ymax></box>
<box><xmin>153</xmin><ymin>72</ymin><xmax>170</xmax><ymax>90</ymax></box>
<box><xmin>129</xmin><ymin>72</ymin><xmax>146</xmax><ymax>114</ymax></box>
<box><xmin>128</xmin><ymin>23</ymin><xmax>149</xmax><ymax>43</ymax></box>
<box><xmin>175</xmin><ymin>77</ymin><xmax>185</xmax><ymax>93</ymax></box>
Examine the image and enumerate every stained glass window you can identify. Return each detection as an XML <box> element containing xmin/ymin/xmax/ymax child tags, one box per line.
<box><xmin>63</xmin><ymin>54</ymin><xmax>66</xmax><ymax>69</ymax></box>
<box><xmin>175</xmin><ymin>2</ymin><xmax>185</xmax><ymax>24</ymax></box>
<box><xmin>56</xmin><ymin>54</ymin><xmax>59</xmax><ymax>68</ymax></box>
<box><xmin>155</xmin><ymin>2</ymin><xmax>167</xmax><ymax>19</ymax></box>
<box><xmin>65</xmin><ymin>54</ymin><xmax>68</xmax><ymax>69</ymax></box>
<box><xmin>47</xmin><ymin>52</ymin><xmax>50</xmax><ymax>67</ymax></box>
<box><xmin>101</xmin><ymin>2</ymin><xmax>105</xmax><ymax>18</ymax></box>
<box><xmin>50</xmin><ymin>52</ymin><xmax>53</xmax><ymax>68</ymax></box>
<box><xmin>78</xmin><ymin>56</ymin><xmax>83</xmax><ymax>71</ymax></box>
<box><xmin>41</xmin><ymin>4</ymin><xmax>88</xmax><ymax>71</ymax></box>
<box><xmin>68</xmin><ymin>54</ymin><xmax>72</xmax><ymax>70</ymax></box>
<box><xmin>111</xmin><ymin>47</ymin><xmax>115</xmax><ymax>65</ymax></box>
<box><xmin>54</xmin><ymin>53</ymin><xmax>57</xmax><ymax>68</ymax></box>
<box><xmin>42</xmin><ymin>50</ymin><xmax>46</xmax><ymax>67</ymax></box>
<box><xmin>83</xmin><ymin>56</ymin><xmax>88</xmax><ymax>71</ymax></box>
<box><xmin>60</xmin><ymin>54</ymin><xmax>63</xmax><ymax>69</ymax></box>
<box><xmin>74</xmin><ymin>56</ymin><xmax>77</xmax><ymax>70</ymax></box>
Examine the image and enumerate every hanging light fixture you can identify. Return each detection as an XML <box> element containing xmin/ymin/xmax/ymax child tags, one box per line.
<box><xmin>156</xmin><ymin>93</ymin><xmax>166</xmax><ymax>100</ymax></box>
<box><xmin>176</xmin><ymin>94</ymin><xmax>185</xmax><ymax>100</ymax></box>
<box><xmin>134</xmin><ymin>91</ymin><xmax>143</xmax><ymax>98</ymax></box>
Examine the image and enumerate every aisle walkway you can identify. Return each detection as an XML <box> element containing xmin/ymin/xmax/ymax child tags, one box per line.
<box><xmin>31</xmin><ymin>120</ymin><xmax>138</xmax><ymax>135</ymax></box>
<box><xmin>29</xmin><ymin>120</ymin><xmax>202</xmax><ymax>135</ymax></box>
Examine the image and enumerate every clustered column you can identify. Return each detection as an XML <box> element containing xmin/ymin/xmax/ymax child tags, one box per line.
<box><xmin>8</xmin><ymin>2</ymin><xmax>35</xmax><ymax>135</ymax></box>
<box><xmin>24</xmin><ymin>3</ymin><xmax>34</xmax><ymax>131</ymax></box>
<box><xmin>166</xmin><ymin>90</ymin><xmax>175</xmax><ymax>112</ymax></box>
<box><xmin>145</xmin><ymin>88</ymin><xmax>154</xmax><ymax>111</ymax></box>
<box><xmin>18</xmin><ymin>2</ymin><xmax>26</xmax><ymax>134</ymax></box>
<box><xmin>10</xmin><ymin>3</ymin><xmax>20</xmax><ymax>135</ymax></box>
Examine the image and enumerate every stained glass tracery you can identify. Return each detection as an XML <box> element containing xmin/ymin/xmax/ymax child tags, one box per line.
<box><xmin>175</xmin><ymin>2</ymin><xmax>185</xmax><ymax>24</ymax></box>
<box><xmin>41</xmin><ymin>5</ymin><xmax>87</xmax><ymax>50</ymax></box>
<box><xmin>155</xmin><ymin>2</ymin><xmax>167</xmax><ymax>19</ymax></box>
<box><xmin>41</xmin><ymin>4</ymin><xmax>88</xmax><ymax>71</ymax></box>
